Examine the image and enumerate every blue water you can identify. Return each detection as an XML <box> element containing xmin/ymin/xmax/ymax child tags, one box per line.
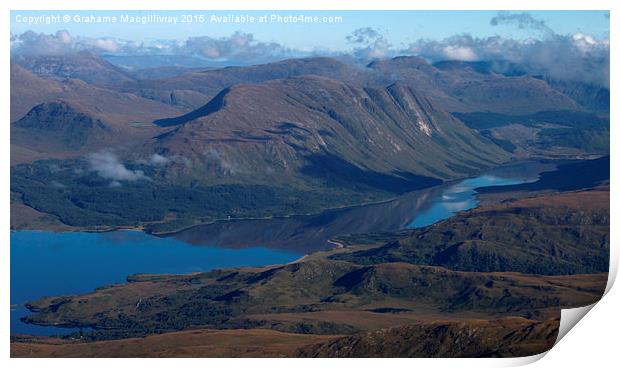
<box><xmin>10</xmin><ymin>230</ymin><xmax>302</xmax><ymax>336</ymax></box>
<box><xmin>408</xmin><ymin>174</ymin><xmax>531</xmax><ymax>228</ymax></box>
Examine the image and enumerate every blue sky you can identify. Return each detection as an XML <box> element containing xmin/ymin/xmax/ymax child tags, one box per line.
<box><xmin>11</xmin><ymin>10</ymin><xmax>610</xmax><ymax>51</ymax></box>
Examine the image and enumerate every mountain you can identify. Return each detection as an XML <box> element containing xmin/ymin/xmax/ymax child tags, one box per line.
<box><xmin>370</xmin><ymin>56</ymin><xmax>582</xmax><ymax>114</ymax></box>
<box><xmin>11</xmin><ymin>101</ymin><xmax>115</xmax><ymax>152</ymax></box>
<box><xmin>11</xmin><ymin>64</ymin><xmax>66</xmax><ymax>122</ymax></box>
<box><xmin>14</xmin><ymin>51</ymin><xmax>134</xmax><ymax>85</ymax></box>
<box><xmin>115</xmin><ymin>56</ymin><xmax>584</xmax><ymax>115</ymax></box>
<box><xmin>10</xmin><ymin>64</ymin><xmax>189</xmax><ymax>164</ymax></box>
<box><xmin>147</xmin><ymin>75</ymin><xmax>509</xmax><ymax>185</ymax></box>
<box><xmin>10</xmin><ymin>54</ymin><xmax>604</xmax><ymax>233</ymax></box>
<box><xmin>114</xmin><ymin>57</ymin><xmax>374</xmax><ymax>109</ymax></box>
<box><xmin>10</xmin><ymin>63</ymin><xmax>186</xmax><ymax>124</ymax></box>
<box><xmin>12</xmin><ymin>54</ymin><xmax>592</xmax><ymax>124</ymax></box>
<box><xmin>541</xmin><ymin>77</ymin><xmax>610</xmax><ymax>113</ymax></box>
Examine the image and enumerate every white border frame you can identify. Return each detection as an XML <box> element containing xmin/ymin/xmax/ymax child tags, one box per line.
<box><xmin>3</xmin><ymin>1</ymin><xmax>616</xmax><ymax>367</ymax></box>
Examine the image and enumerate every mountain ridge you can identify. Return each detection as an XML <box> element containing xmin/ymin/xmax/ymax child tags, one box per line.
<box><xmin>143</xmin><ymin>75</ymin><xmax>509</xmax><ymax>185</ymax></box>
<box><xmin>113</xmin><ymin>56</ymin><xmax>586</xmax><ymax>114</ymax></box>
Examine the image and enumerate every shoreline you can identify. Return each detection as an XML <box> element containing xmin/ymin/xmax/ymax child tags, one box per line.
<box><xmin>13</xmin><ymin>159</ymin><xmax>604</xmax><ymax>339</ymax></box>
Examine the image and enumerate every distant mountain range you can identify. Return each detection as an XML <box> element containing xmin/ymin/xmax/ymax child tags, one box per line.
<box><xmin>15</xmin><ymin>53</ymin><xmax>608</xmax><ymax>114</ymax></box>
<box><xmin>109</xmin><ymin>55</ymin><xmax>594</xmax><ymax>115</ymax></box>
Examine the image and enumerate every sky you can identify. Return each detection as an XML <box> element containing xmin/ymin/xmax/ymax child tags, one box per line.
<box><xmin>10</xmin><ymin>10</ymin><xmax>610</xmax><ymax>51</ymax></box>
<box><xmin>9</xmin><ymin>10</ymin><xmax>611</xmax><ymax>86</ymax></box>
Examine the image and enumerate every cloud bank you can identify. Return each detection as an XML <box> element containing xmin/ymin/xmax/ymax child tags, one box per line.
<box><xmin>11</xmin><ymin>30</ymin><xmax>121</xmax><ymax>56</ymax></box>
<box><xmin>406</xmin><ymin>12</ymin><xmax>609</xmax><ymax>86</ymax></box>
<box><xmin>11</xmin><ymin>30</ymin><xmax>296</xmax><ymax>65</ymax></box>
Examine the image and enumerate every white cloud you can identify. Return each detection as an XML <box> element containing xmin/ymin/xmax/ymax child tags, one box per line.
<box><xmin>11</xmin><ymin>30</ymin><xmax>120</xmax><ymax>56</ymax></box>
<box><xmin>148</xmin><ymin>153</ymin><xmax>171</xmax><ymax>166</ymax></box>
<box><xmin>11</xmin><ymin>30</ymin><xmax>296</xmax><ymax>65</ymax></box>
<box><xmin>93</xmin><ymin>38</ymin><xmax>119</xmax><ymax>53</ymax></box>
<box><xmin>406</xmin><ymin>31</ymin><xmax>609</xmax><ymax>87</ymax></box>
<box><xmin>87</xmin><ymin>151</ymin><xmax>147</xmax><ymax>182</ymax></box>
<box><xmin>347</xmin><ymin>27</ymin><xmax>392</xmax><ymax>60</ymax></box>
<box><xmin>441</xmin><ymin>45</ymin><xmax>478</xmax><ymax>61</ymax></box>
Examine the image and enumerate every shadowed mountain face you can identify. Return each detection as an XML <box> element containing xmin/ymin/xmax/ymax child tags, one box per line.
<box><xmin>10</xmin><ymin>53</ymin><xmax>608</xmax><ymax>234</ymax></box>
<box><xmin>12</xmin><ymin>101</ymin><xmax>115</xmax><ymax>151</ymax></box>
<box><xmin>10</xmin><ymin>75</ymin><xmax>511</xmax><ymax>233</ymax></box>
<box><xmin>540</xmin><ymin>77</ymin><xmax>610</xmax><ymax>112</ymax></box>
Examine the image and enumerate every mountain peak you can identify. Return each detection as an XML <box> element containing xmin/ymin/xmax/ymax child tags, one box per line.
<box><xmin>12</xmin><ymin>100</ymin><xmax>114</xmax><ymax>151</ymax></box>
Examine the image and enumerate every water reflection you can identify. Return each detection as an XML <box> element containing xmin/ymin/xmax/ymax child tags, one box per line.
<box><xmin>170</xmin><ymin>161</ymin><xmax>554</xmax><ymax>253</ymax></box>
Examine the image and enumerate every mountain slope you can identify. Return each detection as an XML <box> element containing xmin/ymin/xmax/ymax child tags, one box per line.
<box><xmin>11</xmin><ymin>101</ymin><xmax>116</xmax><ymax>152</ymax></box>
<box><xmin>146</xmin><ymin>75</ymin><xmax>509</xmax><ymax>186</ymax></box>
<box><xmin>297</xmin><ymin>317</ymin><xmax>559</xmax><ymax>358</ymax></box>
<box><xmin>9</xmin><ymin>318</ymin><xmax>556</xmax><ymax>357</ymax></box>
<box><xmin>10</xmin><ymin>63</ymin><xmax>186</xmax><ymax>124</ymax></box>
<box><xmin>10</xmin><ymin>63</ymin><xmax>189</xmax><ymax>163</ymax></box>
<box><xmin>371</xmin><ymin>56</ymin><xmax>582</xmax><ymax>114</ymax></box>
<box><xmin>115</xmin><ymin>57</ymin><xmax>375</xmax><ymax>109</ymax></box>
<box><xmin>11</xmin><ymin>75</ymin><xmax>510</xmax><ymax>232</ymax></box>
